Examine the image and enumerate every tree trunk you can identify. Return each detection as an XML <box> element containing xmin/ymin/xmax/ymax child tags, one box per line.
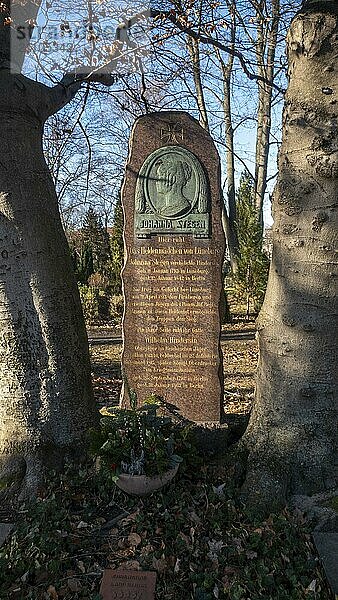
<box><xmin>254</xmin><ymin>0</ymin><xmax>280</xmax><ymax>223</ymax></box>
<box><xmin>222</xmin><ymin>75</ymin><xmax>238</xmax><ymax>272</ymax></box>
<box><xmin>186</xmin><ymin>36</ymin><xmax>209</xmax><ymax>131</ymax></box>
<box><xmin>242</xmin><ymin>0</ymin><xmax>338</xmax><ymax>512</ymax></box>
<box><xmin>186</xmin><ymin>33</ymin><xmax>237</xmax><ymax>270</ymax></box>
<box><xmin>215</xmin><ymin>6</ymin><xmax>239</xmax><ymax>272</ymax></box>
<box><xmin>0</xmin><ymin>71</ymin><xmax>97</xmax><ymax>499</ymax></box>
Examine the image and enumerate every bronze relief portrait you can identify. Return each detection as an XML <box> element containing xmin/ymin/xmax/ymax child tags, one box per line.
<box><xmin>135</xmin><ymin>146</ymin><xmax>210</xmax><ymax>238</ymax></box>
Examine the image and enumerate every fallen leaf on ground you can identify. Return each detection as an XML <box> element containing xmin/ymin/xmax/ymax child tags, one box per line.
<box><xmin>152</xmin><ymin>556</ymin><xmax>168</xmax><ymax>573</ymax></box>
<box><xmin>67</xmin><ymin>578</ymin><xmax>82</xmax><ymax>593</ymax></box>
<box><xmin>46</xmin><ymin>585</ymin><xmax>58</xmax><ymax>599</ymax></box>
<box><xmin>117</xmin><ymin>560</ymin><xmax>141</xmax><ymax>570</ymax></box>
<box><xmin>128</xmin><ymin>532</ymin><xmax>142</xmax><ymax>547</ymax></box>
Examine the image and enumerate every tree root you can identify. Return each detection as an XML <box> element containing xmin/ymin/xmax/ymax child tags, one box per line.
<box><xmin>0</xmin><ymin>442</ymin><xmax>91</xmax><ymax>509</ymax></box>
<box><xmin>0</xmin><ymin>453</ymin><xmax>45</xmax><ymax>508</ymax></box>
<box><xmin>239</xmin><ymin>434</ymin><xmax>337</xmax><ymax>518</ymax></box>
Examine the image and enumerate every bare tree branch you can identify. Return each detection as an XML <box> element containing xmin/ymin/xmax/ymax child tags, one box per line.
<box><xmin>150</xmin><ymin>9</ymin><xmax>285</xmax><ymax>93</ymax></box>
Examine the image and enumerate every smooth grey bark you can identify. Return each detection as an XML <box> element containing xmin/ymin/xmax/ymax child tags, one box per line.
<box><xmin>0</xmin><ymin>4</ymin><xmax>98</xmax><ymax>498</ymax></box>
<box><xmin>242</xmin><ymin>0</ymin><xmax>338</xmax><ymax>511</ymax></box>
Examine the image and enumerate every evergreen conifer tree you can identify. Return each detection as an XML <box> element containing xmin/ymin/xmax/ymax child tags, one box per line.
<box><xmin>82</xmin><ymin>207</ymin><xmax>111</xmax><ymax>278</ymax></box>
<box><xmin>109</xmin><ymin>196</ymin><xmax>124</xmax><ymax>295</ymax></box>
<box><xmin>228</xmin><ymin>172</ymin><xmax>269</xmax><ymax>318</ymax></box>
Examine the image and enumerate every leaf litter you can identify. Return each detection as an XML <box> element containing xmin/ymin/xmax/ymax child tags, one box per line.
<box><xmin>0</xmin><ymin>330</ymin><xmax>331</xmax><ymax>599</ymax></box>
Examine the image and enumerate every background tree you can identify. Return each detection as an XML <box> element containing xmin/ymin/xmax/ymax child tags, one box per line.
<box><xmin>109</xmin><ymin>196</ymin><xmax>124</xmax><ymax>297</ymax></box>
<box><xmin>149</xmin><ymin>0</ymin><xmax>294</xmax><ymax>266</ymax></box>
<box><xmin>242</xmin><ymin>0</ymin><xmax>338</xmax><ymax>512</ymax></box>
<box><xmin>228</xmin><ymin>171</ymin><xmax>269</xmax><ymax>318</ymax></box>
<box><xmin>81</xmin><ymin>207</ymin><xmax>111</xmax><ymax>277</ymax></box>
<box><xmin>38</xmin><ymin>1</ymin><xmax>297</xmax><ymax>265</ymax></box>
<box><xmin>43</xmin><ymin>97</ymin><xmax>129</xmax><ymax>230</ymax></box>
<box><xmin>251</xmin><ymin>0</ymin><xmax>282</xmax><ymax>221</ymax></box>
<box><xmin>79</xmin><ymin>246</ymin><xmax>94</xmax><ymax>284</ymax></box>
<box><xmin>68</xmin><ymin>207</ymin><xmax>120</xmax><ymax>325</ymax></box>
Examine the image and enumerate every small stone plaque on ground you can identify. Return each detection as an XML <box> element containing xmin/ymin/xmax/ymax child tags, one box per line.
<box><xmin>100</xmin><ymin>569</ymin><xmax>156</xmax><ymax>599</ymax></box>
<box><xmin>121</xmin><ymin>112</ymin><xmax>225</xmax><ymax>423</ymax></box>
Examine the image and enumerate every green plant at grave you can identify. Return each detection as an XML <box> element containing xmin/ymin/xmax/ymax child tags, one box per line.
<box><xmin>89</xmin><ymin>385</ymin><xmax>197</xmax><ymax>481</ymax></box>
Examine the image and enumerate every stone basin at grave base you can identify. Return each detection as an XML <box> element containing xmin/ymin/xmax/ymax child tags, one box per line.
<box><xmin>115</xmin><ymin>464</ymin><xmax>179</xmax><ymax>496</ymax></box>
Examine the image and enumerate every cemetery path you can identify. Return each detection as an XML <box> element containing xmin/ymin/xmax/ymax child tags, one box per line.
<box><xmin>89</xmin><ymin>331</ymin><xmax>258</xmax><ymax>423</ymax></box>
<box><xmin>87</xmin><ymin>327</ymin><xmax>256</xmax><ymax>346</ymax></box>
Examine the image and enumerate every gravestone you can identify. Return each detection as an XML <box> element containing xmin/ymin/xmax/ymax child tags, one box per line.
<box><xmin>121</xmin><ymin>112</ymin><xmax>225</xmax><ymax>423</ymax></box>
<box><xmin>100</xmin><ymin>569</ymin><xmax>156</xmax><ymax>599</ymax></box>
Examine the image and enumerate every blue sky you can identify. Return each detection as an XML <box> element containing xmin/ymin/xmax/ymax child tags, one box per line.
<box><xmin>18</xmin><ymin>0</ymin><xmax>295</xmax><ymax>229</ymax></box>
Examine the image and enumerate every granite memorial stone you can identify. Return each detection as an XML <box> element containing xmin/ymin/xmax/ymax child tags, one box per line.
<box><xmin>121</xmin><ymin>112</ymin><xmax>225</xmax><ymax>422</ymax></box>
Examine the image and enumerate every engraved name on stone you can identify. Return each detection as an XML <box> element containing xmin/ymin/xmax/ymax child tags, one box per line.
<box><xmin>100</xmin><ymin>569</ymin><xmax>156</xmax><ymax>600</ymax></box>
